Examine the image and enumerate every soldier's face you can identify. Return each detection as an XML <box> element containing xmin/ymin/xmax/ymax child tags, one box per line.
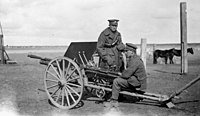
<box><xmin>125</xmin><ymin>50</ymin><xmax>134</xmax><ymax>57</ymax></box>
<box><xmin>109</xmin><ymin>25</ymin><xmax>117</xmax><ymax>32</ymax></box>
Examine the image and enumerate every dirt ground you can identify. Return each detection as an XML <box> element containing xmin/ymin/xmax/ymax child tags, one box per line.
<box><xmin>0</xmin><ymin>51</ymin><xmax>200</xmax><ymax>116</ymax></box>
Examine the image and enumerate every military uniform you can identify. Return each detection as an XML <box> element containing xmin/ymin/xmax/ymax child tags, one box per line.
<box><xmin>96</xmin><ymin>19</ymin><xmax>125</xmax><ymax>71</ymax></box>
<box><xmin>111</xmin><ymin>43</ymin><xmax>147</xmax><ymax>100</ymax></box>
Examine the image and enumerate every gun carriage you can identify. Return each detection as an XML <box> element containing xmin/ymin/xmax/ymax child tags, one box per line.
<box><xmin>28</xmin><ymin>42</ymin><xmax>200</xmax><ymax>109</ymax></box>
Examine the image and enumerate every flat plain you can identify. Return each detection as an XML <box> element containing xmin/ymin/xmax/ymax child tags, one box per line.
<box><xmin>0</xmin><ymin>47</ymin><xmax>200</xmax><ymax>116</ymax></box>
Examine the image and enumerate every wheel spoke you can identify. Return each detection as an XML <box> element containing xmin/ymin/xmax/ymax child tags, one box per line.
<box><xmin>62</xmin><ymin>59</ymin><xmax>65</xmax><ymax>79</ymax></box>
<box><xmin>47</xmin><ymin>84</ymin><xmax>59</xmax><ymax>89</ymax></box>
<box><xmin>67</xmin><ymin>82</ymin><xmax>81</xmax><ymax>88</ymax></box>
<box><xmin>51</xmin><ymin>87</ymin><xmax>60</xmax><ymax>97</ymax></box>
<box><xmin>46</xmin><ymin>71</ymin><xmax>60</xmax><ymax>81</ymax></box>
<box><xmin>67</xmin><ymin>68</ymin><xmax>76</xmax><ymax>80</ymax></box>
<box><xmin>64</xmin><ymin>88</ymin><xmax>70</xmax><ymax>106</ymax></box>
<box><xmin>46</xmin><ymin>78</ymin><xmax>58</xmax><ymax>83</ymax></box>
<box><xmin>68</xmin><ymin>76</ymin><xmax>80</xmax><ymax>82</ymax></box>
<box><xmin>56</xmin><ymin>59</ymin><xmax>63</xmax><ymax>78</ymax></box>
<box><xmin>65</xmin><ymin>87</ymin><xmax>76</xmax><ymax>103</ymax></box>
<box><xmin>56</xmin><ymin>89</ymin><xmax>62</xmax><ymax>102</ymax></box>
<box><xmin>66</xmin><ymin>84</ymin><xmax>80</xmax><ymax>98</ymax></box>
<box><xmin>64</xmin><ymin>62</ymin><xmax>71</xmax><ymax>78</ymax></box>
<box><xmin>61</xmin><ymin>88</ymin><xmax>64</xmax><ymax>106</ymax></box>
<box><xmin>50</xmin><ymin>64</ymin><xmax>61</xmax><ymax>79</ymax></box>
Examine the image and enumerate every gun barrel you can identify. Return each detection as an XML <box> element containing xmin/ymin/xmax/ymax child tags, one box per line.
<box><xmin>40</xmin><ymin>60</ymin><xmax>57</xmax><ymax>67</ymax></box>
<box><xmin>27</xmin><ymin>54</ymin><xmax>52</xmax><ymax>61</ymax></box>
<box><xmin>40</xmin><ymin>60</ymin><xmax>49</xmax><ymax>66</ymax></box>
<box><xmin>28</xmin><ymin>54</ymin><xmax>43</xmax><ymax>59</ymax></box>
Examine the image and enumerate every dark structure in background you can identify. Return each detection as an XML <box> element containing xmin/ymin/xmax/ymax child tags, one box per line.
<box><xmin>64</xmin><ymin>42</ymin><xmax>97</xmax><ymax>65</ymax></box>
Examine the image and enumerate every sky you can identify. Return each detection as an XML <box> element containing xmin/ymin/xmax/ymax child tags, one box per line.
<box><xmin>0</xmin><ymin>0</ymin><xmax>200</xmax><ymax>46</ymax></box>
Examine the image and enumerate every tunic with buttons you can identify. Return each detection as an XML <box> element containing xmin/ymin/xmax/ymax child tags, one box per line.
<box><xmin>121</xmin><ymin>54</ymin><xmax>147</xmax><ymax>90</ymax></box>
<box><xmin>97</xmin><ymin>27</ymin><xmax>125</xmax><ymax>70</ymax></box>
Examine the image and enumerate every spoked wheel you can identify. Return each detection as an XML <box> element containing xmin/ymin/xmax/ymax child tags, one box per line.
<box><xmin>44</xmin><ymin>56</ymin><xmax>84</xmax><ymax>109</ymax></box>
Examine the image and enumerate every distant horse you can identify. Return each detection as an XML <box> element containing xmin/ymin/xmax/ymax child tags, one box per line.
<box><xmin>153</xmin><ymin>48</ymin><xmax>175</xmax><ymax>64</ymax></box>
<box><xmin>169</xmin><ymin>47</ymin><xmax>194</xmax><ymax>64</ymax></box>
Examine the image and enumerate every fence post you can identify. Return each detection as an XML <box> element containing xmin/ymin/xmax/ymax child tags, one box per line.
<box><xmin>140</xmin><ymin>38</ymin><xmax>147</xmax><ymax>69</ymax></box>
<box><xmin>0</xmin><ymin>22</ymin><xmax>5</xmax><ymax>64</ymax></box>
<box><xmin>180</xmin><ymin>2</ymin><xmax>188</xmax><ymax>74</ymax></box>
<box><xmin>153</xmin><ymin>44</ymin><xmax>156</xmax><ymax>52</ymax></box>
<box><xmin>152</xmin><ymin>44</ymin><xmax>156</xmax><ymax>64</ymax></box>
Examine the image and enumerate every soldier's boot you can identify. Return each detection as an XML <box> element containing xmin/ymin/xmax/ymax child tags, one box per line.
<box><xmin>103</xmin><ymin>98</ymin><xmax>119</xmax><ymax>109</ymax></box>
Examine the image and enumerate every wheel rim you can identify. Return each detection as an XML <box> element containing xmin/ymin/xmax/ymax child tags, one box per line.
<box><xmin>44</xmin><ymin>56</ymin><xmax>83</xmax><ymax>109</ymax></box>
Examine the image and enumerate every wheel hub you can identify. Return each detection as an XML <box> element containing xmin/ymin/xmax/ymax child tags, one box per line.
<box><xmin>58</xmin><ymin>79</ymin><xmax>66</xmax><ymax>87</ymax></box>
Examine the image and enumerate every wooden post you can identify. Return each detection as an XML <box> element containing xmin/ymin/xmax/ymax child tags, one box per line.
<box><xmin>152</xmin><ymin>44</ymin><xmax>156</xmax><ymax>64</ymax></box>
<box><xmin>180</xmin><ymin>2</ymin><xmax>188</xmax><ymax>74</ymax></box>
<box><xmin>0</xmin><ymin>22</ymin><xmax>5</xmax><ymax>64</ymax></box>
<box><xmin>140</xmin><ymin>38</ymin><xmax>147</xmax><ymax>69</ymax></box>
<box><xmin>153</xmin><ymin>44</ymin><xmax>156</xmax><ymax>52</ymax></box>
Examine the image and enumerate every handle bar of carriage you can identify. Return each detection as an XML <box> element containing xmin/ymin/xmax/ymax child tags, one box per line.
<box><xmin>85</xmin><ymin>68</ymin><xmax>200</xmax><ymax>101</ymax></box>
<box><xmin>166</xmin><ymin>75</ymin><xmax>200</xmax><ymax>101</ymax></box>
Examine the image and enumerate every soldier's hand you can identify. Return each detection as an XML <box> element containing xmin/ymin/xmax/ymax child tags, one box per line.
<box><xmin>111</xmin><ymin>42</ymin><xmax>115</xmax><ymax>46</ymax></box>
<box><xmin>112</xmin><ymin>40</ymin><xmax>118</xmax><ymax>46</ymax></box>
<box><xmin>118</xmin><ymin>72</ymin><xmax>122</xmax><ymax>76</ymax></box>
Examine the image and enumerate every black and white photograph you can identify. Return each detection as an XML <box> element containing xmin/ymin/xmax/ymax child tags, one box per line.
<box><xmin>0</xmin><ymin>0</ymin><xmax>200</xmax><ymax>116</ymax></box>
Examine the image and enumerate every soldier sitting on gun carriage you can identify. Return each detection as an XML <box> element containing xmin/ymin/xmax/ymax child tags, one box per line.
<box><xmin>96</xmin><ymin>19</ymin><xmax>125</xmax><ymax>72</ymax></box>
<box><xmin>104</xmin><ymin>43</ymin><xmax>147</xmax><ymax>109</ymax></box>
